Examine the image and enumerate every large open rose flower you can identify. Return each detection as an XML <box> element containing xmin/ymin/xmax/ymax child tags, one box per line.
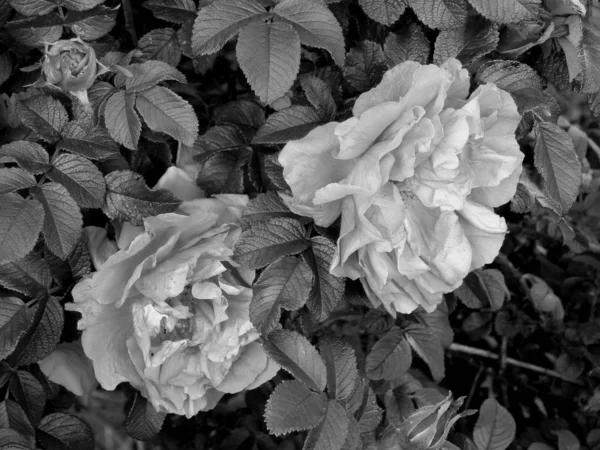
<box><xmin>42</xmin><ymin>37</ymin><xmax>106</xmax><ymax>111</ymax></box>
<box><xmin>66</xmin><ymin>168</ymin><xmax>278</xmax><ymax>417</ymax></box>
<box><xmin>279</xmin><ymin>58</ymin><xmax>523</xmax><ymax>315</ymax></box>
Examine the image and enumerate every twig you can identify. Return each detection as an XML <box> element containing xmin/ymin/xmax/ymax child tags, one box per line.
<box><xmin>122</xmin><ymin>0</ymin><xmax>137</xmax><ymax>47</ymax></box>
<box><xmin>449</xmin><ymin>343</ymin><xmax>585</xmax><ymax>387</ymax></box>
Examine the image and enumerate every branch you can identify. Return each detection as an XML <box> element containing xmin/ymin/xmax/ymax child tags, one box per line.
<box><xmin>448</xmin><ymin>343</ymin><xmax>585</xmax><ymax>387</ymax></box>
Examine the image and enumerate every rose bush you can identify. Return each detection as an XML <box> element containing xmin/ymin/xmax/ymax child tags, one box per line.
<box><xmin>279</xmin><ymin>58</ymin><xmax>523</xmax><ymax>315</ymax></box>
<box><xmin>41</xmin><ymin>37</ymin><xmax>106</xmax><ymax>111</ymax></box>
<box><xmin>66</xmin><ymin>168</ymin><xmax>278</xmax><ymax>417</ymax></box>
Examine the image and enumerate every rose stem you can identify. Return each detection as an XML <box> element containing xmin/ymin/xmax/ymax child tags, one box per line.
<box><xmin>448</xmin><ymin>343</ymin><xmax>585</xmax><ymax>387</ymax></box>
<box><xmin>122</xmin><ymin>0</ymin><xmax>138</xmax><ymax>47</ymax></box>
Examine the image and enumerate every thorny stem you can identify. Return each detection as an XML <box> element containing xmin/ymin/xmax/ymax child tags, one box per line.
<box><xmin>122</xmin><ymin>0</ymin><xmax>137</xmax><ymax>47</ymax></box>
<box><xmin>449</xmin><ymin>343</ymin><xmax>585</xmax><ymax>387</ymax></box>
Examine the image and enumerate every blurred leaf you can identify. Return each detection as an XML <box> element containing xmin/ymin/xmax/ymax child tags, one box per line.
<box><xmin>0</xmin><ymin>168</ymin><xmax>36</xmax><ymax>195</ymax></box>
<box><xmin>264</xmin><ymin>380</ymin><xmax>327</xmax><ymax>436</ymax></box>
<box><xmin>467</xmin><ymin>0</ymin><xmax>540</xmax><ymax>23</ymax></box>
<box><xmin>195</xmin><ymin>147</ymin><xmax>252</xmax><ymax>195</ymax></box>
<box><xmin>0</xmin><ymin>141</ymin><xmax>51</xmax><ymax>174</ymax></box>
<box><xmin>272</xmin><ymin>0</ymin><xmax>345</xmax><ymax>67</ymax></box>
<box><xmin>318</xmin><ymin>336</ymin><xmax>358</xmax><ymax>402</ymax></box>
<box><xmin>9</xmin><ymin>370</ymin><xmax>46</xmax><ymax>425</ymax></box>
<box><xmin>0</xmin><ymin>253</ymin><xmax>51</xmax><ymax>297</ymax></box>
<box><xmin>366</xmin><ymin>327</ymin><xmax>412</xmax><ymax>380</ymax></box>
<box><xmin>555</xmin><ymin>353</ymin><xmax>584</xmax><ymax>381</ymax></box>
<box><xmin>250</xmin><ymin>256</ymin><xmax>313</xmax><ymax>335</ymax></box>
<box><xmin>125</xmin><ymin>61</ymin><xmax>187</xmax><ymax>93</ymax></box>
<box><xmin>0</xmin><ymin>400</ymin><xmax>35</xmax><ymax>448</ymax></box>
<box><xmin>192</xmin><ymin>0</ymin><xmax>266</xmax><ymax>56</ymax></box>
<box><xmin>473</xmin><ymin>398</ymin><xmax>516</xmax><ymax>450</ymax></box>
<box><xmin>403</xmin><ymin>323</ymin><xmax>445</xmax><ymax>382</ymax></box>
<box><xmin>0</xmin><ymin>194</ymin><xmax>44</xmax><ymax>264</ymax></box>
<box><xmin>38</xmin><ymin>413</ymin><xmax>94</xmax><ymax>450</ymax></box>
<box><xmin>0</xmin><ymin>298</ymin><xmax>33</xmax><ymax>362</ymax></box>
<box><xmin>48</xmin><ymin>153</ymin><xmax>106</xmax><ymax>209</ymax></box>
<box><xmin>306</xmin><ymin>237</ymin><xmax>345</xmax><ymax>322</ymax></box>
<box><xmin>253</xmin><ymin>105</ymin><xmax>323</xmax><ymax>144</ymax></box>
<box><xmin>143</xmin><ymin>0</ymin><xmax>196</xmax><ymax>24</ymax></box>
<box><xmin>16</xmin><ymin>296</ymin><xmax>63</xmax><ymax>366</ymax></box>
<box><xmin>104</xmin><ymin>170</ymin><xmax>181</xmax><ymax>226</ymax></box>
<box><xmin>304</xmin><ymin>399</ymin><xmax>349</xmax><ymax>450</ymax></box>
<box><xmin>343</xmin><ymin>40</ymin><xmax>387</xmax><ymax>92</ymax></box>
<box><xmin>16</xmin><ymin>95</ymin><xmax>68</xmax><ymax>144</ymax></box>
<box><xmin>104</xmin><ymin>91</ymin><xmax>141</xmax><ymax>151</ymax></box>
<box><xmin>407</xmin><ymin>0</ymin><xmax>468</xmax><ymax>29</ymax></box>
<box><xmin>263</xmin><ymin>329</ymin><xmax>327</xmax><ymax>392</ymax></box>
<box><xmin>433</xmin><ymin>16</ymin><xmax>499</xmax><ymax>66</ymax></box>
<box><xmin>233</xmin><ymin>217</ymin><xmax>309</xmax><ymax>269</ymax></box>
<box><xmin>138</xmin><ymin>28</ymin><xmax>182</xmax><ymax>67</ymax></box>
<box><xmin>125</xmin><ymin>393</ymin><xmax>166</xmax><ymax>441</ymax></box>
<box><xmin>237</xmin><ymin>19</ymin><xmax>300</xmax><ymax>104</ymax></box>
<box><xmin>534</xmin><ymin>121</ymin><xmax>581</xmax><ymax>214</ymax></box>
<box><xmin>556</xmin><ymin>430</ymin><xmax>581</xmax><ymax>450</ymax></box>
<box><xmin>384</xmin><ymin>22</ymin><xmax>430</xmax><ymax>66</ymax></box>
<box><xmin>359</xmin><ymin>0</ymin><xmax>406</xmax><ymax>25</ymax></box>
<box><xmin>455</xmin><ymin>269</ymin><xmax>509</xmax><ymax>311</ymax></box>
<box><xmin>34</xmin><ymin>183</ymin><xmax>82</xmax><ymax>259</ymax></box>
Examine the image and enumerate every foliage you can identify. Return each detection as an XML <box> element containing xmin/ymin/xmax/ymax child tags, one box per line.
<box><xmin>1</xmin><ymin>0</ymin><xmax>600</xmax><ymax>449</ymax></box>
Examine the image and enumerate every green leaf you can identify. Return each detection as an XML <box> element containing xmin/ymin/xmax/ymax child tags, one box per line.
<box><xmin>433</xmin><ymin>16</ymin><xmax>499</xmax><ymax>66</ymax></box>
<box><xmin>9</xmin><ymin>370</ymin><xmax>46</xmax><ymax>426</ymax></box>
<box><xmin>9</xmin><ymin>0</ymin><xmax>56</xmax><ymax>16</ymax></box>
<box><xmin>0</xmin><ymin>252</ymin><xmax>51</xmax><ymax>297</ymax></box>
<box><xmin>407</xmin><ymin>0</ymin><xmax>469</xmax><ymax>30</ymax></box>
<box><xmin>0</xmin><ymin>141</ymin><xmax>51</xmax><ymax>174</ymax></box>
<box><xmin>534</xmin><ymin>121</ymin><xmax>581</xmax><ymax>214</ymax></box>
<box><xmin>403</xmin><ymin>323</ymin><xmax>445</xmax><ymax>382</ymax></box>
<box><xmin>0</xmin><ymin>427</ymin><xmax>33</xmax><ymax>448</ymax></box>
<box><xmin>237</xmin><ymin>19</ymin><xmax>301</xmax><ymax>104</ymax></box>
<box><xmin>16</xmin><ymin>296</ymin><xmax>63</xmax><ymax>366</ymax></box>
<box><xmin>0</xmin><ymin>52</ymin><xmax>13</xmax><ymax>87</ymax></box>
<box><xmin>0</xmin><ymin>298</ymin><xmax>32</xmax><ymax>361</ymax></box>
<box><xmin>263</xmin><ymin>329</ymin><xmax>327</xmax><ymax>392</ymax></box>
<box><xmin>357</xmin><ymin>386</ymin><xmax>383</xmax><ymax>433</ymax></box>
<box><xmin>136</xmin><ymin>85</ymin><xmax>199</xmax><ymax>146</ymax></box>
<box><xmin>143</xmin><ymin>0</ymin><xmax>196</xmax><ymax>24</ymax></box>
<box><xmin>578</xmin><ymin>5</ymin><xmax>600</xmax><ymax>92</ymax></box>
<box><xmin>47</xmin><ymin>153</ymin><xmax>106</xmax><ymax>209</ymax></box>
<box><xmin>197</xmin><ymin>124</ymin><xmax>247</xmax><ymax>152</ymax></box>
<box><xmin>15</xmin><ymin>95</ymin><xmax>68</xmax><ymax>144</ymax></box>
<box><xmin>303</xmin><ymin>399</ymin><xmax>349</xmax><ymax>450</ymax></box>
<box><xmin>318</xmin><ymin>336</ymin><xmax>358</xmax><ymax>402</ymax></box>
<box><xmin>384</xmin><ymin>22</ymin><xmax>430</xmax><ymax>66</ymax></box>
<box><xmin>192</xmin><ymin>0</ymin><xmax>266</xmax><ymax>56</ymax></box>
<box><xmin>265</xmin><ymin>380</ymin><xmax>327</xmax><ymax>436</ymax></box>
<box><xmin>104</xmin><ymin>91</ymin><xmax>142</xmax><ymax>151</ymax></box>
<box><xmin>233</xmin><ymin>217</ymin><xmax>310</xmax><ymax>269</ymax></box>
<box><xmin>57</xmin><ymin>124</ymin><xmax>119</xmax><ymax>161</ymax></box>
<box><xmin>467</xmin><ymin>0</ymin><xmax>540</xmax><ymax>24</ymax></box>
<box><xmin>7</xmin><ymin>18</ymin><xmax>62</xmax><ymax>47</ymax></box>
<box><xmin>343</xmin><ymin>40</ymin><xmax>387</xmax><ymax>92</ymax></box>
<box><xmin>0</xmin><ymin>194</ymin><xmax>44</xmax><ymax>264</ymax></box>
<box><xmin>125</xmin><ymin>392</ymin><xmax>166</xmax><ymax>441</ymax></box>
<box><xmin>250</xmin><ymin>256</ymin><xmax>314</xmax><ymax>335</ymax></box>
<box><xmin>306</xmin><ymin>236</ymin><xmax>345</xmax><ymax>323</ymax></box>
<box><xmin>34</xmin><ymin>183</ymin><xmax>82</xmax><ymax>259</ymax></box>
<box><xmin>300</xmin><ymin>76</ymin><xmax>336</xmax><ymax>120</ymax></box>
<box><xmin>359</xmin><ymin>0</ymin><xmax>406</xmax><ymax>26</ymax></box>
<box><xmin>38</xmin><ymin>413</ymin><xmax>94</xmax><ymax>450</ymax></box>
<box><xmin>195</xmin><ymin>147</ymin><xmax>251</xmax><ymax>195</ymax></box>
<box><xmin>138</xmin><ymin>28</ymin><xmax>182</xmax><ymax>67</ymax></box>
<box><xmin>455</xmin><ymin>269</ymin><xmax>510</xmax><ymax>311</ymax></box>
<box><xmin>476</xmin><ymin>60</ymin><xmax>560</xmax><ymax>120</ymax></box>
<box><xmin>415</xmin><ymin>302</ymin><xmax>454</xmax><ymax>348</ymax></box>
<box><xmin>125</xmin><ymin>61</ymin><xmax>187</xmax><ymax>93</ymax></box>
<box><xmin>241</xmin><ymin>192</ymin><xmax>298</xmax><ymax>226</ymax></box>
<box><xmin>0</xmin><ymin>168</ymin><xmax>37</xmax><ymax>195</ymax></box>
<box><xmin>104</xmin><ymin>170</ymin><xmax>181</xmax><ymax>226</ymax></box>
<box><xmin>473</xmin><ymin>398</ymin><xmax>516</xmax><ymax>450</ymax></box>
<box><xmin>0</xmin><ymin>400</ymin><xmax>35</xmax><ymax>448</ymax></box>
<box><xmin>366</xmin><ymin>327</ymin><xmax>412</xmax><ymax>380</ymax></box>
<box><xmin>65</xmin><ymin>6</ymin><xmax>117</xmax><ymax>40</ymax></box>
<box><xmin>272</xmin><ymin>0</ymin><xmax>345</xmax><ymax>67</ymax></box>
<box><xmin>213</xmin><ymin>99</ymin><xmax>265</xmax><ymax>130</ymax></box>
<box><xmin>253</xmin><ymin>105</ymin><xmax>322</xmax><ymax>144</ymax></box>
<box><xmin>555</xmin><ymin>430</ymin><xmax>580</xmax><ymax>450</ymax></box>
<box><xmin>60</xmin><ymin>0</ymin><xmax>105</xmax><ymax>11</ymax></box>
